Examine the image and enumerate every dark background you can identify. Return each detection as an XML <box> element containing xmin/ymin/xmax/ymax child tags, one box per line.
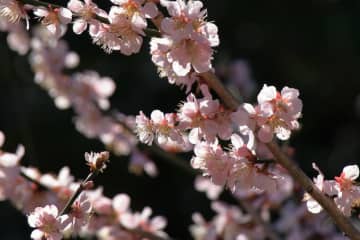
<box><xmin>1</xmin><ymin>0</ymin><xmax>360</xmax><ymax>239</ymax></box>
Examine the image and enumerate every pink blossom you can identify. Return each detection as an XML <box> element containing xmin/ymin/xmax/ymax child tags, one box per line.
<box><xmin>27</xmin><ymin>204</ymin><xmax>66</xmax><ymax>240</ymax></box>
<box><xmin>331</xmin><ymin>165</ymin><xmax>360</xmax><ymax>216</ymax></box>
<box><xmin>149</xmin><ymin>0</ymin><xmax>219</xmax><ymax>79</ymax></box>
<box><xmin>0</xmin><ymin>140</ymin><xmax>24</xmax><ymax>167</ymax></box>
<box><xmin>256</xmin><ymin>84</ymin><xmax>302</xmax><ymax>142</ymax></box>
<box><xmin>120</xmin><ymin>206</ymin><xmax>168</xmax><ymax>237</ymax></box>
<box><xmin>150</xmin><ymin>36</ymin><xmax>198</xmax><ymax>92</ymax></box>
<box><xmin>40</xmin><ymin>166</ymin><xmax>75</xmax><ymax>201</ymax></box>
<box><xmin>194</xmin><ymin>176</ymin><xmax>223</xmax><ymax>200</ymax></box>
<box><xmin>158</xmin><ymin>133</ymin><xmax>193</xmax><ymax>153</ymax></box>
<box><xmin>0</xmin><ymin>0</ymin><xmax>28</xmax><ymax>27</ymax></box>
<box><xmin>72</xmin><ymin>71</ymin><xmax>116</xmax><ymax>110</ymax></box>
<box><xmin>33</xmin><ymin>7</ymin><xmax>72</xmax><ymax>38</ymax></box>
<box><xmin>228</xmin><ymin>133</ymin><xmax>278</xmax><ymax>194</ymax></box>
<box><xmin>63</xmin><ymin>192</ymin><xmax>92</xmax><ymax>233</ymax></box>
<box><xmin>67</xmin><ymin>0</ymin><xmax>107</xmax><ymax>35</ymax></box>
<box><xmin>93</xmin><ymin>0</ymin><xmax>157</xmax><ymax>55</ymax></box>
<box><xmin>6</xmin><ymin>22</ymin><xmax>30</xmax><ymax>55</ymax></box>
<box><xmin>178</xmin><ymin>85</ymin><xmax>232</xmax><ymax>144</ymax></box>
<box><xmin>167</xmin><ymin>38</ymin><xmax>214</xmax><ymax>76</ymax></box>
<box><xmin>86</xmin><ymin>187</ymin><xmax>113</xmax><ymax>215</ymax></box>
<box><xmin>113</xmin><ymin>193</ymin><xmax>132</xmax><ymax>227</ymax></box>
<box><xmin>85</xmin><ymin>151</ymin><xmax>110</xmax><ymax>172</ymax></box>
<box><xmin>150</xmin><ymin>110</ymin><xmax>183</xmax><ymax>145</ymax></box>
<box><xmin>304</xmin><ymin>163</ymin><xmax>326</xmax><ymax>214</ymax></box>
<box><xmin>231</xmin><ymin>103</ymin><xmax>257</xmax><ymax>134</ymax></box>
<box><xmin>305</xmin><ymin>164</ymin><xmax>360</xmax><ymax>216</ymax></box>
<box><xmin>160</xmin><ymin>0</ymin><xmax>219</xmax><ymax>46</ymax></box>
<box><xmin>191</xmin><ymin>140</ymin><xmax>230</xmax><ymax>186</ymax></box>
<box><xmin>135</xmin><ymin>111</ymin><xmax>154</xmax><ymax>145</ymax></box>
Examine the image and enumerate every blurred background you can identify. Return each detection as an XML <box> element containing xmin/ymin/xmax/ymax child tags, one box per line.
<box><xmin>1</xmin><ymin>0</ymin><xmax>360</xmax><ymax>238</ymax></box>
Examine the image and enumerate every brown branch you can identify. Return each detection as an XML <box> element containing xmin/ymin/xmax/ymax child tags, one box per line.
<box><xmin>266</xmin><ymin>142</ymin><xmax>360</xmax><ymax>239</ymax></box>
<box><xmin>200</xmin><ymin>70</ymin><xmax>360</xmax><ymax>239</ymax></box>
<box><xmin>20</xmin><ymin>169</ymin><xmax>49</xmax><ymax>191</ymax></box>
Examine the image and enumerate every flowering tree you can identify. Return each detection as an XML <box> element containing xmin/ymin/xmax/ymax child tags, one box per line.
<box><xmin>0</xmin><ymin>0</ymin><xmax>360</xmax><ymax>239</ymax></box>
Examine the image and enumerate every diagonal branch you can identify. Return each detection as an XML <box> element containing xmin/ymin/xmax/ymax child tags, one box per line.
<box><xmin>199</xmin><ymin>70</ymin><xmax>360</xmax><ymax>240</ymax></box>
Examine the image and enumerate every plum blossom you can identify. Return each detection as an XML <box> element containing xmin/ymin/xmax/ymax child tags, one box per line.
<box><xmin>0</xmin><ymin>132</ymin><xmax>23</xmax><ymax>168</ymax></box>
<box><xmin>190</xmin><ymin>201</ymin><xmax>265</xmax><ymax>240</ymax></box>
<box><xmin>67</xmin><ymin>0</ymin><xmax>107</xmax><ymax>35</ymax></box>
<box><xmin>135</xmin><ymin>111</ymin><xmax>155</xmax><ymax>145</ymax></box>
<box><xmin>112</xmin><ymin>193</ymin><xmax>131</xmax><ymax>226</ymax></box>
<box><xmin>304</xmin><ymin>163</ymin><xmax>326</xmax><ymax>214</ymax></box>
<box><xmin>63</xmin><ymin>192</ymin><xmax>92</xmax><ymax>233</ymax></box>
<box><xmin>72</xmin><ymin>71</ymin><xmax>116</xmax><ymax>110</ymax></box>
<box><xmin>329</xmin><ymin>165</ymin><xmax>360</xmax><ymax>216</ymax></box>
<box><xmin>5</xmin><ymin>21</ymin><xmax>30</xmax><ymax>55</ymax></box>
<box><xmin>231</xmin><ymin>84</ymin><xmax>302</xmax><ymax>143</ymax></box>
<box><xmin>27</xmin><ymin>205</ymin><xmax>66</xmax><ymax>240</ymax></box>
<box><xmin>33</xmin><ymin>7</ymin><xmax>72</xmax><ymax>38</ymax></box>
<box><xmin>305</xmin><ymin>164</ymin><xmax>360</xmax><ymax>216</ymax></box>
<box><xmin>150</xmin><ymin>36</ymin><xmax>198</xmax><ymax>92</ymax></box>
<box><xmin>0</xmin><ymin>135</ymin><xmax>23</xmax><ymax>202</ymax></box>
<box><xmin>85</xmin><ymin>151</ymin><xmax>110</xmax><ymax>172</ymax></box>
<box><xmin>0</xmin><ymin>0</ymin><xmax>28</xmax><ymax>27</ymax></box>
<box><xmin>228</xmin><ymin>133</ymin><xmax>278</xmax><ymax>194</ymax></box>
<box><xmin>191</xmin><ymin>140</ymin><xmax>230</xmax><ymax>186</ymax></box>
<box><xmin>150</xmin><ymin>0</ymin><xmax>219</xmax><ymax>80</ymax></box>
<box><xmin>120</xmin><ymin>206</ymin><xmax>168</xmax><ymax>237</ymax></box>
<box><xmin>135</xmin><ymin>109</ymin><xmax>185</xmax><ymax>146</ymax></box>
<box><xmin>92</xmin><ymin>0</ymin><xmax>158</xmax><ymax>55</ymax></box>
<box><xmin>256</xmin><ymin>84</ymin><xmax>302</xmax><ymax>142</ymax></box>
<box><xmin>194</xmin><ymin>176</ymin><xmax>223</xmax><ymax>200</ymax></box>
<box><xmin>150</xmin><ymin>110</ymin><xmax>183</xmax><ymax>145</ymax></box>
<box><xmin>39</xmin><ymin>167</ymin><xmax>76</xmax><ymax>201</ymax></box>
<box><xmin>178</xmin><ymin>85</ymin><xmax>232</xmax><ymax>144</ymax></box>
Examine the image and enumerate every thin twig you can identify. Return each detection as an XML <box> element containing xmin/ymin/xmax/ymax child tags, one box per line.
<box><xmin>20</xmin><ymin>169</ymin><xmax>49</xmax><ymax>191</ymax></box>
<box><xmin>59</xmin><ymin>171</ymin><xmax>96</xmax><ymax>215</ymax></box>
<box><xmin>200</xmin><ymin>70</ymin><xmax>360</xmax><ymax>239</ymax></box>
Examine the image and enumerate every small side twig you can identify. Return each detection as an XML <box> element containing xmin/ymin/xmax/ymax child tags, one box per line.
<box><xmin>59</xmin><ymin>171</ymin><xmax>96</xmax><ymax>216</ymax></box>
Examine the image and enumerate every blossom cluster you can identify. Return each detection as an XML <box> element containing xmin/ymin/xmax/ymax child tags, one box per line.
<box><xmin>190</xmin><ymin>200</ymin><xmax>347</xmax><ymax>240</ymax></box>
<box><xmin>305</xmin><ymin>163</ymin><xmax>360</xmax><ymax>217</ymax></box>
<box><xmin>0</xmin><ymin>0</ymin><xmax>160</xmax><ymax>54</ymax></box>
<box><xmin>0</xmin><ymin>130</ymin><xmax>167</xmax><ymax>240</ymax></box>
<box><xmin>150</xmin><ymin>0</ymin><xmax>219</xmax><ymax>91</ymax></box>
<box><xmin>135</xmin><ymin>83</ymin><xmax>301</xmax><ymax>194</ymax></box>
<box><xmin>21</xmin><ymin>22</ymin><xmax>157</xmax><ymax>176</ymax></box>
<box><xmin>190</xmin><ymin>201</ymin><xmax>266</xmax><ymax>240</ymax></box>
<box><xmin>1</xmin><ymin>0</ymin><xmax>359</xmax><ymax>239</ymax></box>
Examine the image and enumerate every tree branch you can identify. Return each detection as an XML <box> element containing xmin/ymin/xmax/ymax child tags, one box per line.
<box><xmin>200</xmin><ymin>70</ymin><xmax>360</xmax><ymax>239</ymax></box>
